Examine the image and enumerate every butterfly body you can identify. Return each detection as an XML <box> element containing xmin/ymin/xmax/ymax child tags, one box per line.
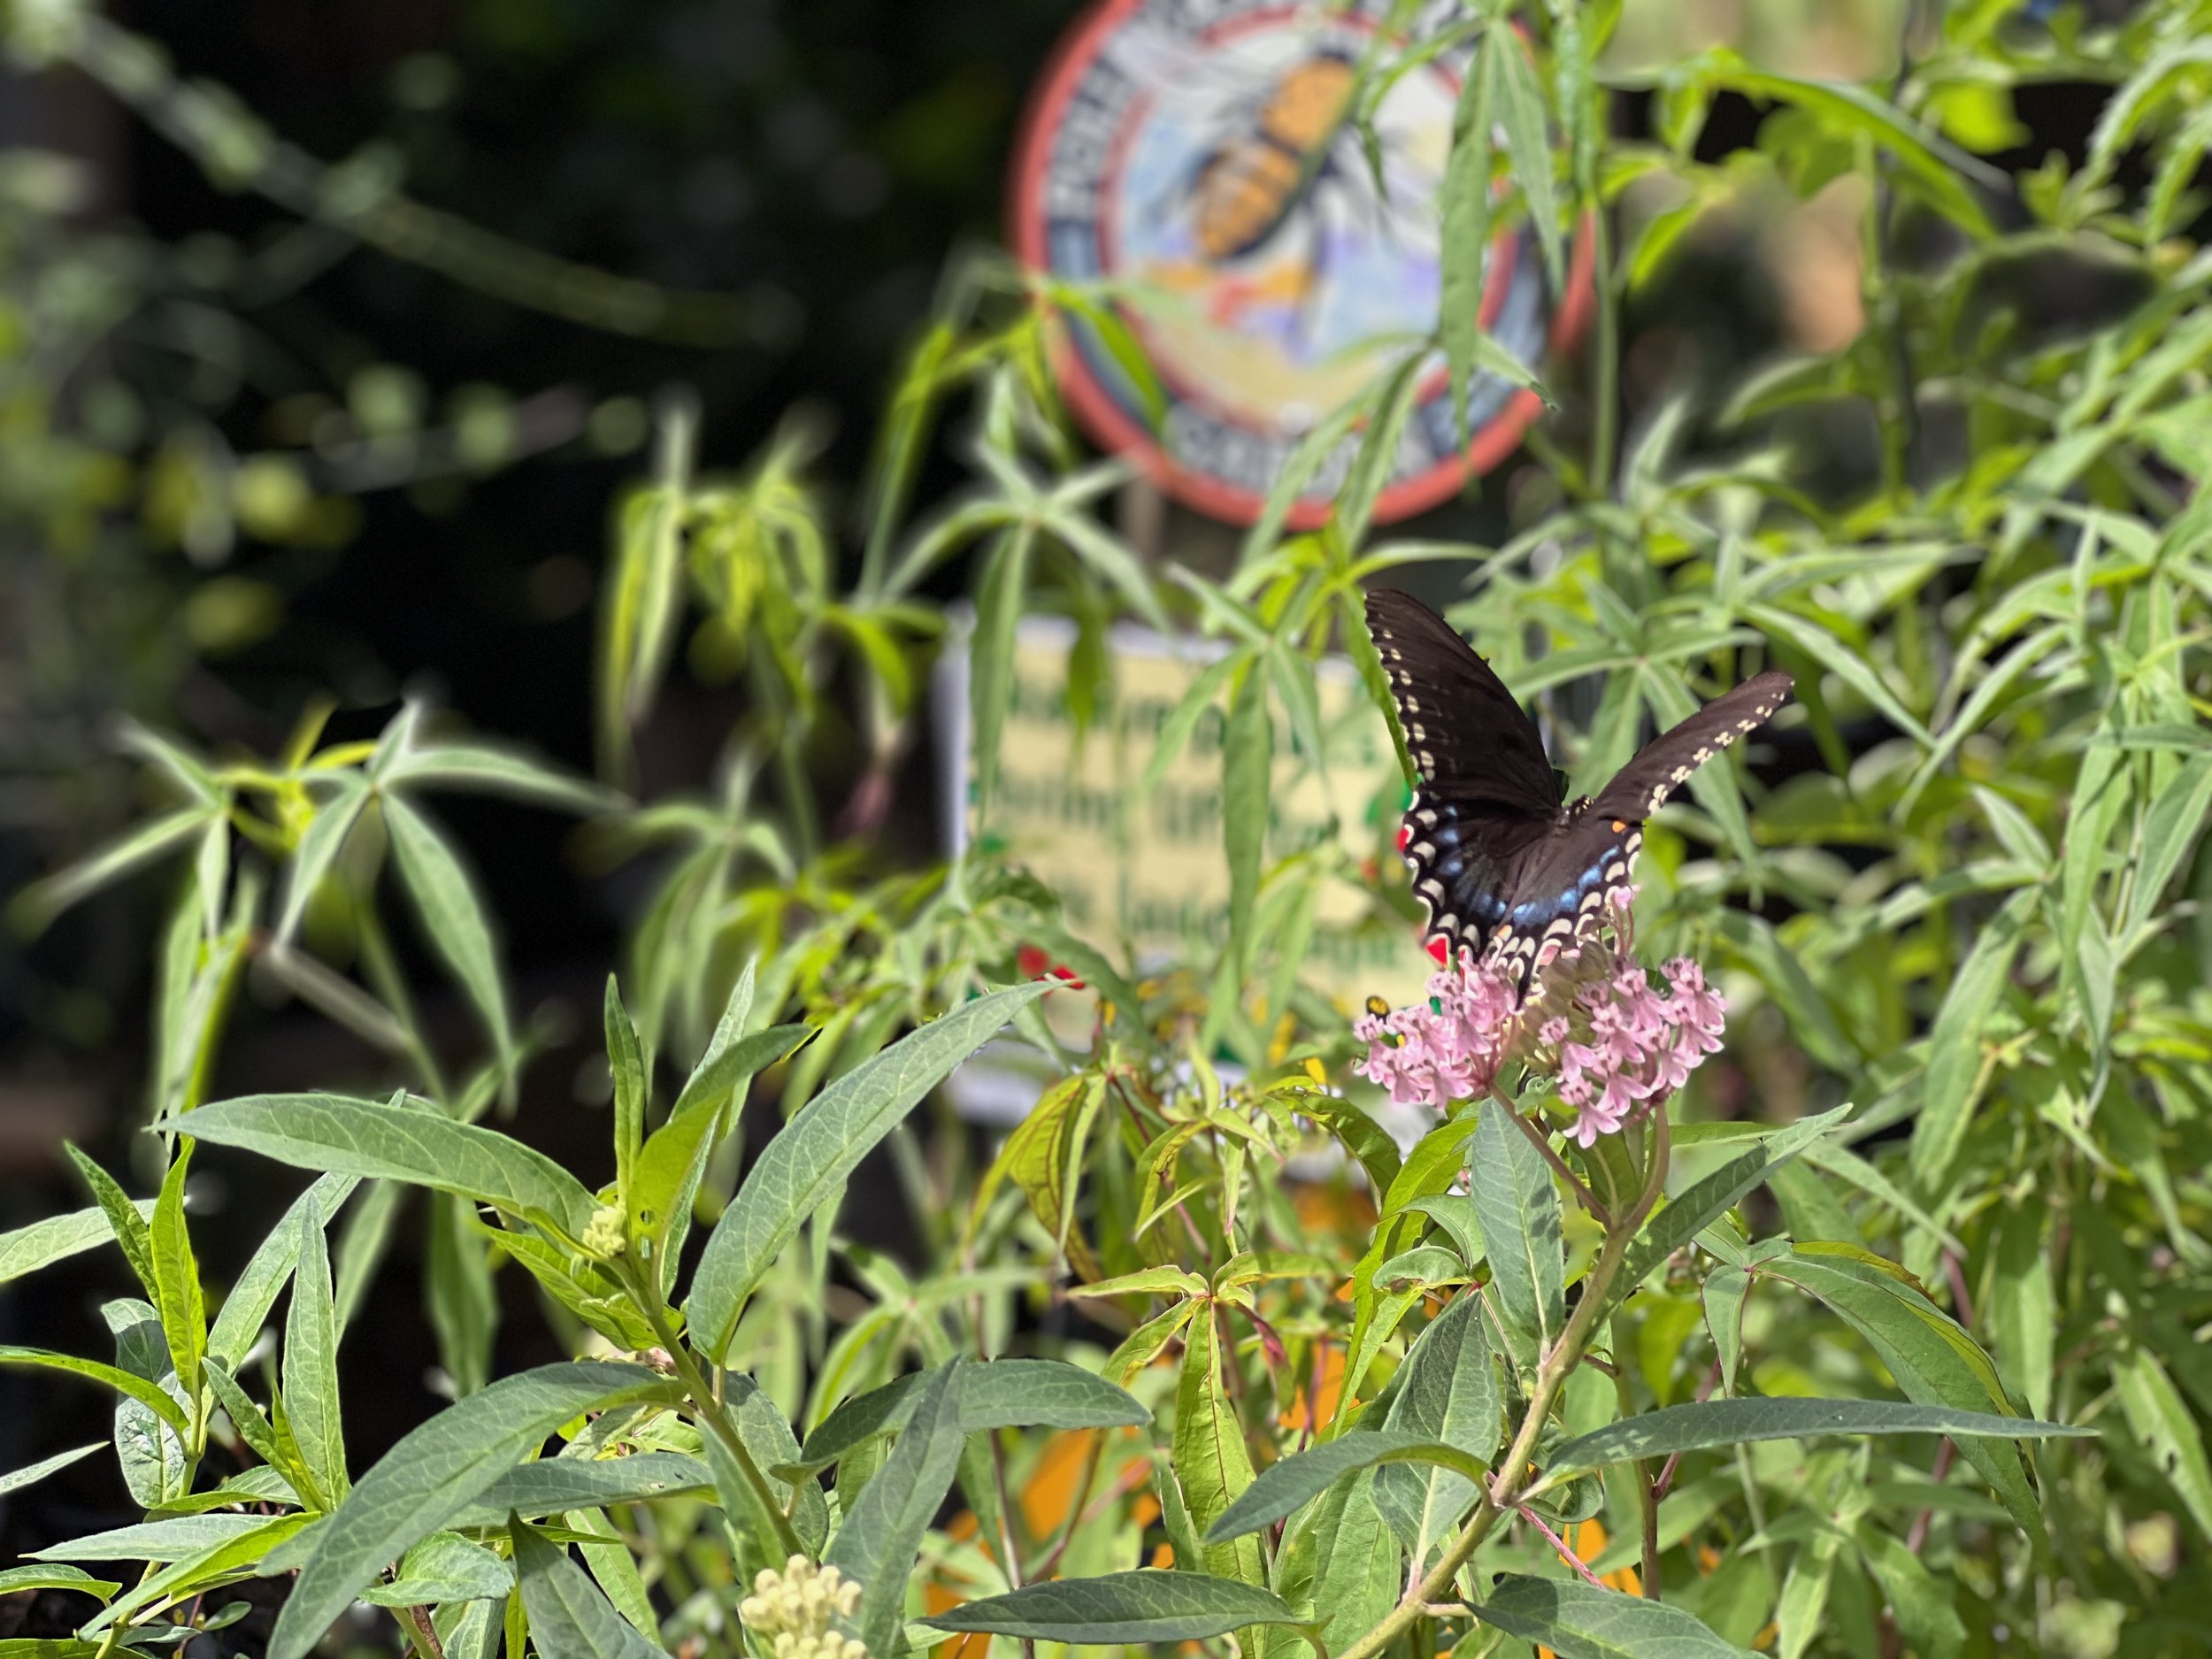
<box><xmin>1366</xmin><ymin>589</ymin><xmax>1792</xmax><ymax>989</ymax></box>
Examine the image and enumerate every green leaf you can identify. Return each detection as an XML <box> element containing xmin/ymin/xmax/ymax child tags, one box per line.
<box><xmin>1205</xmin><ymin>1429</ymin><xmax>1485</xmax><ymax>1544</ymax></box>
<box><xmin>703</xmin><ymin>1371</ymin><xmax>829</xmax><ymax>1560</ymax></box>
<box><xmin>174</xmin><ymin>1094</ymin><xmax>598</xmax><ymax>1240</ymax></box>
<box><xmin>0</xmin><ymin>1203</ymin><xmax>154</xmax><ymax>1288</ymax></box>
<box><xmin>204</xmin><ymin>1360</ymin><xmax>314</xmax><ymax>1507</ymax></box>
<box><xmin>11</xmin><ymin>807</ymin><xmax>211</xmax><ymax>933</ymax></box>
<box><xmin>1989</xmin><ymin>1205</ymin><xmax>2055</xmax><ymax>1421</ymax></box>
<box><xmin>380</xmin><ymin>745</ymin><xmax>614</xmax><ymax>815</ymax></box>
<box><xmin>1535</xmin><ymin>1397</ymin><xmax>2088</xmax><ymax>1490</ymax></box>
<box><xmin>1374</xmin><ymin>1294</ymin><xmax>1501</xmax><ymax>1561</ymax></box>
<box><xmin>565</xmin><ymin>1509</ymin><xmax>656</xmax><ymax>1635</ymax></box>
<box><xmin>1439</xmin><ymin>31</ymin><xmax>1497</xmax><ymax>446</ymax></box>
<box><xmin>824</xmin><ymin>1360</ymin><xmax>967</xmax><ymax>1659</ymax></box>
<box><xmin>2115</xmin><ymin>1348</ymin><xmax>2212</xmax><ymax>1545</ymax></box>
<box><xmin>919</xmin><ymin>1571</ymin><xmax>1301</xmax><ymax>1645</ymax></box>
<box><xmin>265</xmin><ymin>1363</ymin><xmax>674</xmax><ymax>1659</ymax></box>
<box><xmin>63</xmin><ymin>1148</ymin><xmax>157</xmax><ymax>1299</ymax></box>
<box><xmin>1855</xmin><ymin>1530</ymin><xmax>1964</xmax><ymax>1659</ymax></box>
<box><xmin>382</xmin><ymin>793</ymin><xmax>515</xmax><ymax>1078</ymax></box>
<box><xmin>1304</xmin><ymin>1468</ymin><xmax>1400</xmax><ymax>1654</ymax></box>
<box><xmin>0</xmin><ymin>1567</ymin><xmax>118</xmax><ymax>1601</ymax></box>
<box><xmin>603</xmin><ymin>978</ymin><xmax>646</xmax><ymax>1218</ymax></box>
<box><xmin>0</xmin><ymin>1445</ymin><xmax>104</xmax><ymax>1502</ymax></box>
<box><xmin>78</xmin><ymin>1514</ymin><xmax>314</xmax><ymax>1638</ymax></box>
<box><xmin>1174</xmin><ymin>1302</ymin><xmax>1266</xmax><ymax>1590</ymax></box>
<box><xmin>105</xmin><ymin>1300</ymin><xmax>186</xmax><ymax>1508</ymax></box>
<box><xmin>1471</xmin><ymin>1099</ymin><xmax>1563</xmax><ymax>1362</ymax></box>
<box><xmin>0</xmin><ymin>1347</ymin><xmax>191</xmax><ymax>1436</ymax></box>
<box><xmin>2125</xmin><ymin>752</ymin><xmax>2212</xmax><ymax>941</ymax></box>
<box><xmin>275</xmin><ymin>776</ymin><xmax>369</xmax><ymax>945</ymax></box>
<box><xmin>283</xmin><ymin>1207</ymin><xmax>348</xmax><ymax>1504</ymax></box>
<box><xmin>1471</xmin><ymin>1574</ymin><xmax>1755</xmax><ymax>1657</ymax></box>
<box><xmin>30</xmin><ymin>1514</ymin><xmax>270</xmax><ymax>1562</ymax></box>
<box><xmin>1223</xmin><ymin>661</ymin><xmax>1272</xmax><ymax>979</ymax></box>
<box><xmin>1705</xmin><ymin>1267</ymin><xmax>1748</xmax><ymax>1396</ymax></box>
<box><xmin>1701</xmin><ymin>53</ymin><xmax>1994</xmax><ymax>237</ymax></box>
<box><xmin>1614</xmin><ymin>1103</ymin><xmax>1853</xmax><ymax>1305</ymax></box>
<box><xmin>452</xmin><ymin>1453</ymin><xmax>714</xmax><ymax>1525</ymax></box>
<box><xmin>684</xmin><ymin>982</ymin><xmax>1048</xmax><ymax>1361</ymax></box>
<box><xmin>795</xmin><ymin>1358</ymin><xmax>1147</xmax><ymax>1470</ymax></box>
<box><xmin>207</xmin><ymin>1173</ymin><xmax>359</xmax><ymax>1369</ymax></box>
<box><xmin>511</xmin><ymin>1517</ymin><xmax>663</xmax><ymax>1659</ymax></box>
<box><xmin>969</xmin><ymin>525</ymin><xmax>1036</xmax><ymax>823</ymax></box>
<box><xmin>1491</xmin><ymin>25</ymin><xmax>1562</xmax><ymax>290</ymax></box>
<box><xmin>1908</xmin><ymin>889</ymin><xmax>2032</xmax><ymax>1184</ymax></box>
<box><xmin>361</xmin><ymin>1532</ymin><xmax>514</xmax><ymax>1605</ymax></box>
<box><xmin>1763</xmin><ymin>1252</ymin><xmax>2043</xmax><ymax>1547</ymax></box>
<box><xmin>149</xmin><ymin>1143</ymin><xmax>204</xmax><ymax>1396</ymax></box>
<box><xmin>427</xmin><ymin>1191</ymin><xmax>499</xmax><ymax>1398</ymax></box>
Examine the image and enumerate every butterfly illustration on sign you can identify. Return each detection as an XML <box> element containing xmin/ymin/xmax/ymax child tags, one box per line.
<box><xmin>1365</xmin><ymin>588</ymin><xmax>1793</xmax><ymax>994</ymax></box>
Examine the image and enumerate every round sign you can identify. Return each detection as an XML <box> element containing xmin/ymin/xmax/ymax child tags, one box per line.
<box><xmin>1011</xmin><ymin>0</ymin><xmax>1591</xmax><ymax>527</ymax></box>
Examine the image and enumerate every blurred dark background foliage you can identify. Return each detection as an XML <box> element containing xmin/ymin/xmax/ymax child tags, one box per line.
<box><xmin>0</xmin><ymin>0</ymin><xmax>2159</xmax><ymax>1586</ymax></box>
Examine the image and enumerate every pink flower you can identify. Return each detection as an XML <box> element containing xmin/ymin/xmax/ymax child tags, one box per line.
<box><xmin>1355</xmin><ymin>910</ymin><xmax>1730</xmax><ymax>1146</ymax></box>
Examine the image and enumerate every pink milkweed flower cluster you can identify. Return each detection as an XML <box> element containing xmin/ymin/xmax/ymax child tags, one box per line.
<box><xmin>1354</xmin><ymin>933</ymin><xmax>1728</xmax><ymax>1147</ymax></box>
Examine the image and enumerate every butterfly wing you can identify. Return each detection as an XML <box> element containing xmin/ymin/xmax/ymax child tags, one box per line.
<box><xmin>1587</xmin><ymin>672</ymin><xmax>1795</xmax><ymax>824</ymax></box>
<box><xmin>1365</xmin><ymin>588</ymin><xmax>1562</xmax><ymax>965</ymax></box>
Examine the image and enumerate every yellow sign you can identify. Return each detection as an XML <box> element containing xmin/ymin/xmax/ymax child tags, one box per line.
<box><xmin>940</xmin><ymin>615</ymin><xmax>1433</xmax><ymax>1009</ymax></box>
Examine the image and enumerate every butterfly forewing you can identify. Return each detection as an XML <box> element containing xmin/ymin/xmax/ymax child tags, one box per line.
<box><xmin>1365</xmin><ymin>589</ymin><xmax>1560</xmax><ymax>965</ymax></box>
<box><xmin>1586</xmin><ymin>672</ymin><xmax>1796</xmax><ymax>823</ymax></box>
<box><xmin>1363</xmin><ymin>589</ymin><xmax>1793</xmax><ymax>995</ymax></box>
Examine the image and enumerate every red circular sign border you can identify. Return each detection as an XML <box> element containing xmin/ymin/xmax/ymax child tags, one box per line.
<box><xmin>1009</xmin><ymin>0</ymin><xmax>1596</xmax><ymax>529</ymax></box>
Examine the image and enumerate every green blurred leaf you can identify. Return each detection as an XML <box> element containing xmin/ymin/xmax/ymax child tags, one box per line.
<box><xmin>283</xmin><ymin>1207</ymin><xmax>348</xmax><ymax>1504</ymax></box>
<box><xmin>383</xmin><ymin>794</ymin><xmax>515</xmax><ymax>1082</ymax></box>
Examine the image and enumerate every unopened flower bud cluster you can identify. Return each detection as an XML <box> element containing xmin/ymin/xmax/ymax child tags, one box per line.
<box><xmin>738</xmin><ymin>1556</ymin><xmax>866</xmax><ymax>1659</ymax></box>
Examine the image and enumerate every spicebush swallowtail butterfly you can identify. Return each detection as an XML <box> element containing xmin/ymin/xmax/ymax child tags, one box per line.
<box><xmin>1366</xmin><ymin>588</ymin><xmax>1793</xmax><ymax>992</ymax></box>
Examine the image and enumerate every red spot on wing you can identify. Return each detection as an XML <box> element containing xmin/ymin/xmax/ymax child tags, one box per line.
<box><xmin>1396</xmin><ymin>823</ymin><xmax>1412</xmax><ymax>853</ymax></box>
<box><xmin>1425</xmin><ymin>935</ymin><xmax>1448</xmax><ymax>964</ymax></box>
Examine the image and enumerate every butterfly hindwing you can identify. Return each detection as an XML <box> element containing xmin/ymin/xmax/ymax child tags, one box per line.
<box><xmin>1365</xmin><ymin>589</ymin><xmax>1792</xmax><ymax>993</ymax></box>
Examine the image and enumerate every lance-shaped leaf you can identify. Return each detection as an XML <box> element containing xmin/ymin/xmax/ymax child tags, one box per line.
<box><xmin>511</xmin><ymin>1517</ymin><xmax>664</xmax><ymax>1659</ymax></box>
<box><xmin>283</xmin><ymin>1210</ymin><xmax>348</xmax><ymax>1504</ymax></box>
<box><xmin>795</xmin><ymin>1358</ymin><xmax>1147</xmax><ymax>1471</ymax></box>
<box><xmin>824</xmin><ymin>1361</ymin><xmax>967</xmax><ymax>1659</ymax></box>
<box><xmin>1373</xmin><ymin>1293</ymin><xmax>1502</xmax><ymax>1561</ymax></box>
<box><xmin>1471</xmin><ymin>1575</ymin><xmax>1754</xmax><ymax>1657</ymax></box>
<box><xmin>382</xmin><ymin>793</ymin><xmax>515</xmax><ymax>1078</ymax></box>
<box><xmin>450</xmin><ymin>1454</ymin><xmax>714</xmax><ymax>1526</ymax></box>
<box><xmin>1532</xmin><ymin>1397</ymin><xmax>2091</xmax><ymax>1493</ymax></box>
<box><xmin>1471</xmin><ymin>1099</ymin><xmax>1563</xmax><ymax>1361</ymax></box>
<box><xmin>920</xmin><ymin>1571</ymin><xmax>1302</xmax><ymax>1646</ymax></box>
<box><xmin>1206</xmin><ymin>1430</ymin><xmax>1486</xmax><ymax>1544</ymax></box>
<box><xmin>207</xmin><ymin>1174</ymin><xmax>359</xmax><ymax>1368</ymax></box>
<box><xmin>1762</xmin><ymin>1250</ymin><xmax>2045</xmax><ymax>1548</ymax></box>
<box><xmin>265</xmin><ymin>1363</ymin><xmax>674</xmax><ymax>1659</ymax></box>
<box><xmin>0</xmin><ymin>1203</ymin><xmax>155</xmax><ymax>1288</ymax></box>
<box><xmin>174</xmin><ymin>1094</ymin><xmax>598</xmax><ymax>1241</ymax></box>
<box><xmin>149</xmin><ymin>1145</ymin><xmax>204</xmax><ymax>1398</ymax></box>
<box><xmin>1612</xmin><ymin>1103</ymin><xmax>1853</xmax><ymax>1309</ymax></box>
<box><xmin>0</xmin><ymin>1348</ymin><xmax>192</xmax><ymax>1436</ymax></box>
<box><xmin>275</xmin><ymin>776</ymin><xmax>370</xmax><ymax>945</ymax></box>
<box><xmin>685</xmin><ymin>982</ymin><xmax>1048</xmax><ymax>1361</ymax></box>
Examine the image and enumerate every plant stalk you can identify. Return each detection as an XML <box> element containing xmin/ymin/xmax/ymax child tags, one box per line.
<box><xmin>617</xmin><ymin>1257</ymin><xmax>806</xmax><ymax>1559</ymax></box>
<box><xmin>1333</xmin><ymin>1107</ymin><xmax>1671</xmax><ymax>1659</ymax></box>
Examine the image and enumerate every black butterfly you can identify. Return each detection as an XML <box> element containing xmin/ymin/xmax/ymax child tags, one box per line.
<box><xmin>1364</xmin><ymin>588</ymin><xmax>1793</xmax><ymax>992</ymax></box>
